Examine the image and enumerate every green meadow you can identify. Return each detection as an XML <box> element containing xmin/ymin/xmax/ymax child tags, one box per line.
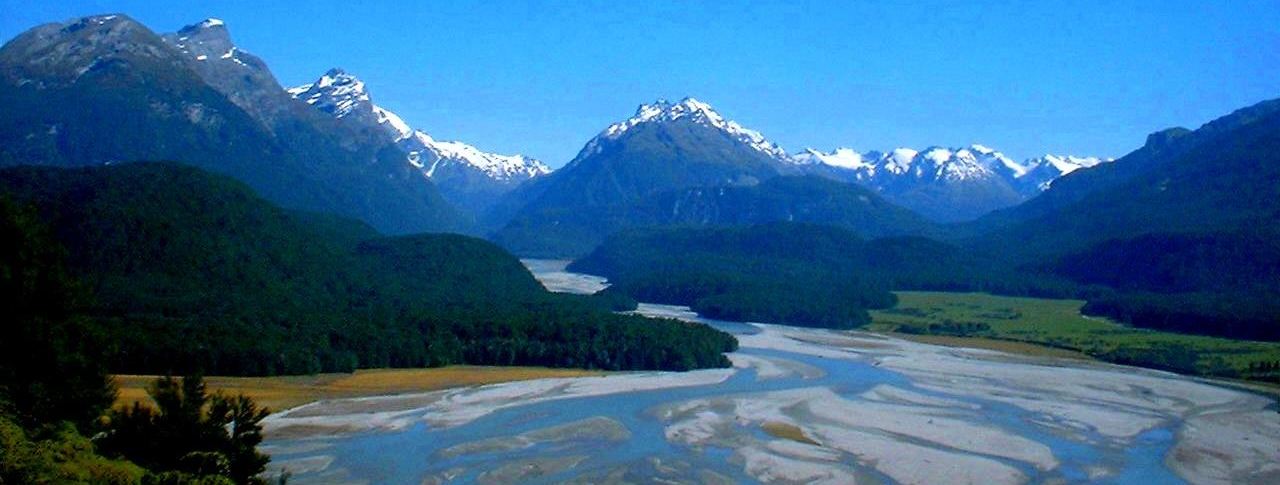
<box><xmin>869</xmin><ymin>292</ymin><xmax>1280</xmax><ymax>384</ymax></box>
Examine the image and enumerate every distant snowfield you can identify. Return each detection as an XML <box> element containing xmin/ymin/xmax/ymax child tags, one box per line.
<box><xmin>261</xmin><ymin>262</ymin><xmax>1280</xmax><ymax>485</ymax></box>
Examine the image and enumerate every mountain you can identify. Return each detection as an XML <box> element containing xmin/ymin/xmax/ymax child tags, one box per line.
<box><xmin>285</xmin><ymin>68</ymin><xmax>412</xmax><ymax>142</ymax></box>
<box><xmin>160</xmin><ymin>18</ymin><xmax>296</xmax><ymax>131</ymax></box>
<box><xmin>972</xmin><ymin>97</ymin><xmax>1280</xmax><ymax>262</ymax></box>
<box><xmin>492</xmin><ymin>98</ymin><xmax>807</xmax><ymax>256</ymax></box>
<box><xmin>963</xmin><ymin>97</ymin><xmax>1280</xmax><ymax>342</ymax></box>
<box><xmin>288</xmin><ymin>69</ymin><xmax>550</xmax><ymax>216</ymax></box>
<box><xmin>645</xmin><ymin>175</ymin><xmax>938</xmax><ymax>238</ymax></box>
<box><xmin>0</xmin><ymin>14</ymin><xmax>463</xmax><ymax>234</ymax></box>
<box><xmin>1015</xmin><ymin>154</ymin><xmax>1110</xmax><ymax>195</ymax></box>
<box><xmin>0</xmin><ymin>162</ymin><xmax>736</xmax><ymax>375</ymax></box>
<box><xmin>964</xmin><ymin>99</ymin><xmax>1280</xmax><ymax>235</ymax></box>
<box><xmin>793</xmin><ymin>144</ymin><xmax>1111</xmax><ymax>221</ymax></box>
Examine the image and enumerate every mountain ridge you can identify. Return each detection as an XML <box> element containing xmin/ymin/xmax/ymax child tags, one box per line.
<box><xmin>491</xmin><ymin>98</ymin><xmax>934</xmax><ymax>256</ymax></box>
<box><xmin>0</xmin><ymin>14</ymin><xmax>466</xmax><ymax>234</ymax></box>
<box><xmin>793</xmin><ymin>144</ymin><xmax>1111</xmax><ymax>221</ymax></box>
<box><xmin>288</xmin><ymin>68</ymin><xmax>551</xmax><ymax>216</ymax></box>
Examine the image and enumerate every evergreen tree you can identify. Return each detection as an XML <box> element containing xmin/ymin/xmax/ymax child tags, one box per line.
<box><xmin>99</xmin><ymin>376</ymin><xmax>271</xmax><ymax>485</ymax></box>
<box><xmin>0</xmin><ymin>197</ymin><xmax>115</xmax><ymax>432</ymax></box>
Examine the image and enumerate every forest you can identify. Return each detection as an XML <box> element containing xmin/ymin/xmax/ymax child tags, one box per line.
<box><xmin>0</xmin><ymin>163</ymin><xmax>737</xmax><ymax>377</ymax></box>
<box><xmin>1048</xmin><ymin>230</ymin><xmax>1280</xmax><ymax>341</ymax></box>
<box><xmin>573</xmin><ymin>221</ymin><xmax>1280</xmax><ymax>345</ymax></box>
<box><xmin>1</xmin><ymin>189</ymin><xmax>273</xmax><ymax>483</ymax></box>
<box><xmin>567</xmin><ymin>223</ymin><xmax>1034</xmax><ymax>328</ymax></box>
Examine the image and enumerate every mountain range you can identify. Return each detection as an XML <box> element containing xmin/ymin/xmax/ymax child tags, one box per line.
<box><xmin>793</xmin><ymin>145</ymin><xmax>1111</xmax><ymax>221</ymax></box>
<box><xmin>0</xmin><ymin>14</ymin><xmax>1111</xmax><ymax>241</ymax></box>
<box><xmin>5</xmin><ymin>12</ymin><xmax>1280</xmax><ymax>485</ymax></box>
<box><xmin>967</xmin><ymin>97</ymin><xmax>1280</xmax><ymax>263</ymax></box>
<box><xmin>287</xmin><ymin>68</ymin><xmax>550</xmax><ymax>215</ymax></box>
<box><xmin>5</xmin><ymin>14</ymin><xmax>1274</xmax><ymax>322</ymax></box>
<box><xmin>491</xmin><ymin>98</ymin><xmax>823</xmax><ymax>256</ymax></box>
<box><xmin>0</xmin><ymin>14</ymin><xmax>465</xmax><ymax>233</ymax></box>
<box><xmin>489</xmin><ymin>97</ymin><xmax>1109</xmax><ymax>255</ymax></box>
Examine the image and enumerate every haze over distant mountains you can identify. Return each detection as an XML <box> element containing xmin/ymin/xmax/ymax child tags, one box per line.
<box><xmin>489</xmin><ymin>97</ymin><xmax>1115</xmax><ymax>254</ymax></box>
<box><xmin>794</xmin><ymin>145</ymin><xmax>1111</xmax><ymax>221</ymax></box>
<box><xmin>0</xmin><ymin>14</ymin><xmax>1115</xmax><ymax>239</ymax></box>
<box><xmin>4</xmin><ymin>10</ymin><xmax>1280</xmax><ymax>485</ymax></box>
<box><xmin>2</xmin><ymin>13</ymin><xmax>1269</xmax><ymax>324</ymax></box>
<box><xmin>492</xmin><ymin>97</ymin><xmax>825</xmax><ymax>256</ymax></box>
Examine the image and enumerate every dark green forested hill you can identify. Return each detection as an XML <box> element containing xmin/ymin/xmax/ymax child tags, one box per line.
<box><xmin>569</xmin><ymin>222</ymin><xmax>1025</xmax><ymax>329</ymax></box>
<box><xmin>957</xmin><ymin>97</ymin><xmax>1280</xmax><ymax>341</ymax></box>
<box><xmin>1049</xmin><ymin>230</ymin><xmax>1280</xmax><ymax>341</ymax></box>
<box><xmin>644</xmin><ymin>175</ymin><xmax>939</xmax><ymax>239</ymax></box>
<box><xmin>967</xmin><ymin>98</ymin><xmax>1280</xmax><ymax>262</ymax></box>
<box><xmin>0</xmin><ymin>163</ymin><xmax>736</xmax><ymax>376</ymax></box>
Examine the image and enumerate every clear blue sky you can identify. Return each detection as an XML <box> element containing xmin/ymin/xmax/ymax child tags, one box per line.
<box><xmin>4</xmin><ymin>1</ymin><xmax>1280</xmax><ymax>166</ymax></box>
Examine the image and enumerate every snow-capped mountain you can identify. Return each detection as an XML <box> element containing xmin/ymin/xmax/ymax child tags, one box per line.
<box><xmin>161</xmin><ymin>18</ymin><xmax>294</xmax><ymax>129</ymax></box>
<box><xmin>573</xmin><ymin>97</ymin><xmax>790</xmax><ymax>165</ymax></box>
<box><xmin>797</xmin><ymin>145</ymin><xmax>1002</xmax><ymax>181</ymax></box>
<box><xmin>493</xmin><ymin>97</ymin><xmax>795</xmax><ymax>256</ymax></box>
<box><xmin>0</xmin><ymin>14</ymin><xmax>465</xmax><ymax>233</ymax></box>
<box><xmin>164</xmin><ymin>18</ymin><xmax>240</xmax><ymax>65</ymax></box>
<box><xmin>402</xmin><ymin>131</ymin><xmax>549</xmax><ymax>181</ymax></box>
<box><xmin>794</xmin><ymin>144</ymin><xmax>1112</xmax><ymax>220</ymax></box>
<box><xmin>286</xmin><ymin>68</ymin><xmax>412</xmax><ymax>142</ymax></box>
<box><xmin>1017</xmin><ymin>154</ymin><xmax>1111</xmax><ymax>193</ymax></box>
<box><xmin>289</xmin><ymin>69</ymin><xmax>549</xmax><ymax>214</ymax></box>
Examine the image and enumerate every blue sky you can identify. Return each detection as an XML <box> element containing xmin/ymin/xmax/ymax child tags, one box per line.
<box><xmin>4</xmin><ymin>1</ymin><xmax>1279</xmax><ymax>167</ymax></box>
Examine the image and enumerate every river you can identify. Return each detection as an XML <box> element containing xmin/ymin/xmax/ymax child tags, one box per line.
<box><xmin>260</xmin><ymin>260</ymin><xmax>1280</xmax><ymax>484</ymax></box>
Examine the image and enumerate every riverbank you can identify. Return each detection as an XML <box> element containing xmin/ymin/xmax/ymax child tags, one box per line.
<box><xmin>868</xmin><ymin>291</ymin><xmax>1280</xmax><ymax>384</ymax></box>
<box><xmin>262</xmin><ymin>322</ymin><xmax>1280</xmax><ymax>484</ymax></box>
<box><xmin>114</xmin><ymin>366</ymin><xmax>605</xmax><ymax>412</ymax></box>
<box><xmin>253</xmin><ymin>262</ymin><xmax>1280</xmax><ymax>484</ymax></box>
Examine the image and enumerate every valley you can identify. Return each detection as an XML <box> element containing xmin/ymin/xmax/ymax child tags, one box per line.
<box><xmin>2</xmin><ymin>7</ymin><xmax>1277</xmax><ymax>484</ymax></box>
<box><xmin>260</xmin><ymin>262</ymin><xmax>1280</xmax><ymax>485</ymax></box>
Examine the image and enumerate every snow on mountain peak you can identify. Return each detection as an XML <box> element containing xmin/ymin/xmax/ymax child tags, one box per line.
<box><xmin>80</xmin><ymin>14</ymin><xmax>125</xmax><ymax>26</ymax></box>
<box><xmin>287</xmin><ymin>69</ymin><xmax>549</xmax><ymax>184</ymax></box>
<box><xmin>1020</xmin><ymin>154</ymin><xmax>1113</xmax><ymax>190</ymax></box>
<box><xmin>288</xmin><ymin>68</ymin><xmax>375</xmax><ymax>122</ymax></box>
<box><xmin>921</xmin><ymin>146</ymin><xmax>954</xmax><ymax>164</ymax></box>
<box><xmin>917</xmin><ymin>146</ymin><xmax>999</xmax><ymax>181</ymax></box>
<box><xmin>969</xmin><ymin>144</ymin><xmax>996</xmax><ymax>155</ymax></box>
<box><xmin>407</xmin><ymin>131</ymin><xmax>551</xmax><ymax>181</ymax></box>
<box><xmin>793</xmin><ymin>147</ymin><xmax>873</xmax><ymax>171</ymax></box>
<box><xmin>796</xmin><ymin>141</ymin><xmax>1110</xmax><ymax>196</ymax></box>
<box><xmin>967</xmin><ymin>144</ymin><xmax>1028</xmax><ymax>178</ymax></box>
<box><xmin>584</xmin><ymin>97</ymin><xmax>790</xmax><ymax>160</ymax></box>
<box><xmin>876</xmin><ymin>148</ymin><xmax>917</xmax><ymax>175</ymax></box>
<box><xmin>165</xmin><ymin>18</ymin><xmax>251</xmax><ymax>68</ymax></box>
<box><xmin>1037</xmin><ymin>154</ymin><xmax>1109</xmax><ymax>174</ymax></box>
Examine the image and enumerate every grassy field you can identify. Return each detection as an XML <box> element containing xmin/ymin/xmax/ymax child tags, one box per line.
<box><xmin>868</xmin><ymin>292</ymin><xmax>1280</xmax><ymax>383</ymax></box>
<box><xmin>115</xmin><ymin>366</ymin><xmax>605</xmax><ymax>412</ymax></box>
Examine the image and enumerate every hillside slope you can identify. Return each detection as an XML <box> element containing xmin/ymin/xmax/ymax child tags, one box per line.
<box><xmin>0</xmin><ymin>163</ymin><xmax>736</xmax><ymax>375</ymax></box>
<box><xmin>0</xmin><ymin>14</ymin><xmax>464</xmax><ymax>234</ymax></box>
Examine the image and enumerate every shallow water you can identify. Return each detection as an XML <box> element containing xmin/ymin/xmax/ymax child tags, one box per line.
<box><xmin>259</xmin><ymin>261</ymin><xmax>1271</xmax><ymax>484</ymax></box>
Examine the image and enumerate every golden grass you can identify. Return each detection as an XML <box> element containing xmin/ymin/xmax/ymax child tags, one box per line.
<box><xmin>114</xmin><ymin>366</ymin><xmax>604</xmax><ymax>413</ymax></box>
<box><xmin>761</xmin><ymin>421</ymin><xmax>819</xmax><ymax>446</ymax></box>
